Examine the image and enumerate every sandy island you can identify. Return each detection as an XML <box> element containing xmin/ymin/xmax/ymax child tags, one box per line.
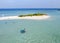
<box><xmin>0</xmin><ymin>15</ymin><xmax>50</xmax><ymax>20</ymax></box>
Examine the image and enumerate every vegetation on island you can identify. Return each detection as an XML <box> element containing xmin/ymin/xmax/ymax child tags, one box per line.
<box><xmin>18</xmin><ymin>13</ymin><xmax>47</xmax><ymax>17</ymax></box>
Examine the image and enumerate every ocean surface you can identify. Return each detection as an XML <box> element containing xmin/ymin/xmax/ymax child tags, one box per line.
<box><xmin>0</xmin><ymin>9</ymin><xmax>60</xmax><ymax>43</ymax></box>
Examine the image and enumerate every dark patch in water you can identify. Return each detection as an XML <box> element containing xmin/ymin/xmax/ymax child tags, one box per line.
<box><xmin>5</xmin><ymin>22</ymin><xmax>7</xmax><ymax>24</ymax></box>
<box><xmin>52</xmin><ymin>34</ymin><xmax>60</xmax><ymax>43</ymax></box>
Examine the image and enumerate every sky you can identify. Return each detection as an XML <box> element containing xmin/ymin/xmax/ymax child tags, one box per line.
<box><xmin>0</xmin><ymin>0</ymin><xmax>60</xmax><ymax>8</ymax></box>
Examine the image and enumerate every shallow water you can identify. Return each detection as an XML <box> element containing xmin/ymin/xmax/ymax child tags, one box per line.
<box><xmin>0</xmin><ymin>9</ymin><xmax>60</xmax><ymax>43</ymax></box>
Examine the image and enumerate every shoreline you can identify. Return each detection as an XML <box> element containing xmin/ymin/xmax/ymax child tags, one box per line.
<box><xmin>0</xmin><ymin>16</ymin><xmax>50</xmax><ymax>20</ymax></box>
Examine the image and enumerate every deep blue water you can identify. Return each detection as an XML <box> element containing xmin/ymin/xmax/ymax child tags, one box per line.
<box><xmin>0</xmin><ymin>9</ymin><xmax>60</xmax><ymax>43</ymax></box>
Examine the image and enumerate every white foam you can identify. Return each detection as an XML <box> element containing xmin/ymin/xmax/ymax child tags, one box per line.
<box><xmin>0</xmin><ymin>16</ymin><xmax>50</xmax><ymax>20</ymax></box>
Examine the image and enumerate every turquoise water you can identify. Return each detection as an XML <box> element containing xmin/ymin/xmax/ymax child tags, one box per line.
<box><xmin>0</xmin><ymin>9</ymin><xmax>60</xmax><ymax>43</ymax></box>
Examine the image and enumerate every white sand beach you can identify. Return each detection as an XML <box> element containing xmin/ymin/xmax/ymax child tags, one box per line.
<box><xmin>0</xmin><ymin>16</ymin><xmax>50</xmax><ymax>20</ymax></box>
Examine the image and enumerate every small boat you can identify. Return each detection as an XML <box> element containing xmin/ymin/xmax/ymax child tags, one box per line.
<box><xmin>20</xmin><ymin>28</ymin><xmax>26</xmax><ymax>33</ymax></box>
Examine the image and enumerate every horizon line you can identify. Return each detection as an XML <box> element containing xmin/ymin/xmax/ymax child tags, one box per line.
<box><xmin>0</xmin><ymin>8</ymin><xmax>60</xmax><ymax>10</ymax></box>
